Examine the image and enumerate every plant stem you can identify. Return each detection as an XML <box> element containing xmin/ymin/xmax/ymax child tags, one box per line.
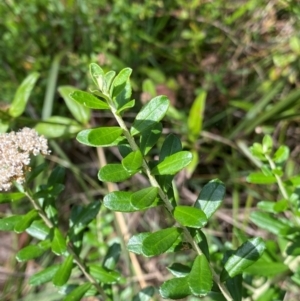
<box><xmin>109</xmin><ymin>105</ymin><xmax>233</xmax><ymax>301</ymax></box>
<box><xmin>24</xmin><ymin>189</ymin><xmax>108</xmax><ymax>300</ymax></box>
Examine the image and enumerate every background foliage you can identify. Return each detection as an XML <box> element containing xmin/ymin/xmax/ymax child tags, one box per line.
<box><xmin>1</xmin><ymin>0</ymin><xmax>300</xmax><ymax>300</ymax></box>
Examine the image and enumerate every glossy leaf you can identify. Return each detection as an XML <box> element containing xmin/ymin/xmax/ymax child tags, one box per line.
<box><xmin>140</xmin><ymin>122</ymin><xmax>162</xmax><ymax>155</ymax></box>
<box><xmin>247</xmin><ymin>172</ymin><xmax>277</xmax><ymax>184</ymax></box>
<box><xmin>194</xmin><ymin>179</ymin><xmax>225</xmax><ymax>219</ymax></box>
<box><xmin>133</xmin><ymin>286</ymin><xmax>155</xmax><ymax>301</ymax></box>
<box><xmin>104</xmin><ymin>70</ymin><xmax>116</xmax><ymax>90</ymax></box>
<box><xmin>58</xmin><ymin>86</ymin><xmax>90</xmax><ymax>124</ymax></box>
<box><xmin>130</xmin><ymin>96</ymin><xmax>170</xmax><ymax>136</ymax></box>
<box><xmin>14</xmin><ymin>209</ymin><xmax>39</xmax><ymax>233</ymax></box>
<box><xmin>53</xmin><ymin>255</ymin><xmax>74</xmax><ymax>286</ymax></box>
<box><xmin>174</xmin><ymin>206</ymin><xmax>207</xmax><ymax>228</ymax></box>
<box><xmin>26</xmin><ymin>220</ymin><xmax>50</xmax><ymax>240</ymax></box>
<box><xmin>71</xmin><ymin>201</ymin><xmax>101</xmax><ymax>234</ymax></box>
<box><xmin>160</xmin><ymin>276</ymin><xmax>191</xmax><ymax>299</ymax></box>
<box><xmin>51</xmin><ymin>228</ymin><xmax>67</xmax><ymax>255</ymax></box>
<box><xmin>159</xmin><ymin>134</ymin><xmax>182</xmax><ymax>161</ymax></box>
<box><xmin>9</xmin><ymin>72</ymin><xmax>40</xmax><ymax>117</ymax></box>
<box><xmin>103</xmin><ymin>242</ymin><xmax>121</xmax><ymax>270</ymax></box>
<box><xmin>26</xmin><ymin>162</ymin><xmax>47</xmax><ymax>184</ymax></box>
<box><xmin>90</xmin><ymin>63</ymin><xmax>105</xmax><ymax>90</ymax></box>
<box><xmin>131</xmin><ymin>187</ymin><xmax>158</xmax><ymax>210</ymax></box>
<box><xmin>187</xmin><ymin>255</ymin><xmax>212</xmax><ymax>296</ymax></box>
<box><xmin>187</xmin><ymin>90</ymin><xmax>206</xmax><ymax>142</ymax></box>
<box><xmin>35</xmin><ymin>116</ymin><xmax>82</xmax><ymax>138</ymax></box>
<box><xmin>104</xmin><ymin>191</ymin><xmax>137</xmax><ymax>212</ymax></box>
<box><xmin>29</xmin><ymin>265</ymin><xmax>60</xmax><ymax>286</ymax></box>
<box><xmin>127</xmin><ymin>233</ymin><xmax>151</xmax><ymax>254</ymax></box>
<box><xmin>98</xmin><ymin>164</ymin><xmax>135</xmax><ymax>182</ymax></box>
<box><xmin>16</xmin><ymin>243</ymin><xmax>49</xmax><ymax>262</ymax></box>
<box><xmin>70</xmin><ymin>90</ymin><xmax>109</xmax><ymax>109</ymax></box>
<box><xmin>63</xmin><ymin>283</ymin><xmax>92</xmax><ymax>301</ymax></box>
<box><xmin>122</xmin><ymin>150</ymin><xmax>143</xmax><ymax>172</ymax></box>
<box><xmin>142</xmin><ymin>228</ymin><xmax>182</xmax><ymax>257</ymax></box>
<box><xmin>221</xmin><ymin>237</ymin><xmax>265</xmax><ymax>281</ymax></box>
<box><xmin>117</xmin><ymin>99</ymin><xmax>135</xmax><ymax>114</ymax></box>
<box><xmin>0</xmin><ymin>192</ymin><xmax>25</xmax><ymax>204</ymax></box>
<box><xmin>48</xmin><ymin>166</ymin><xmax>65</xmax><ymax>186</ymax></box>
<box><xmin>115</xmin><ymin>80</ymin><xmax>132</xmax><ymax>110</ymax></box>
<box><xmin>151</xmin><ymin>151</ymin><xmax>193</xmax><ymax>175</ymax></box>
<box><xmin>111</xmin><ymin>67</ymin><xmax>132</xmax><ymax>98</ymax></box>
<box><xmin>0</xmin><ymin>215</ymin><xmax>22</xmax><ymax>231</ymax></box>
<box><xmin>274</xmin><ymin>145</ymin><xmax>289</xmax><ymax>163</ymax></box>
<box><xmin>88</xmin><ymin>264</ymin><xmax>121</xmax><ymax>284</ymax></box>
<box><xmin>76</xmin><ymin>127</ymin><xmax>124</xmax><ymax>147</ymax></box>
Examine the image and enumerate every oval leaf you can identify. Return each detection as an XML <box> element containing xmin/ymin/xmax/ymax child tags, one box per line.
<box><xmin>122</xmin><ymin>150</ymin><xmax>143</xmax><ymax>172</ymax></box>
<box><xmin>104</xmin><ymin>191</ymin><xmax>136</xmax><ymax>212</ymax></box>
<box><xmin>159</xmin><ymin>134</ymin><xmax>182</xmax><ymax>161</ymax></box>
<box><xmin>142</xmin><ymin>228</ymin><xmax>182</xmax><ymax>257</ymax></box>
<box><xmin>187</xmin><ymin>255</ymin><xmax>212</xmax><ymax>296</ymax></box>
<box><xmin>130</xmin><ymin>96</ymin><xmax>170</xmax><ymax>136</ymax></box>
<box><xmin>53</xmin><ymin>255</ymin><xmax>74</xmax><ymax>286</ymax></box>
<box><xmin>88</xmin><ymin>264</ymin><xmax>121</xmax><ymax>284</ymax></box>
<box><xmin>221</xmin><ymin>237</ymin><xmax>266</xmax><ymax>281</ymax></box>
<box><xmin>151</xmin><ymin>151</ymin><xmax>193</xmax><ymax>175</ymax></box>
<box><xmin>16</xmin><ymin>244</ymin><xmax>48</xmax><ymax>262</ymax></box>
<box><xmin>98</xmin><ymin>164</ymin><xmax>135</xmax><ymax>182</ymax></box>
<box><xmin>51</xmin><ymin>228</ymin><xmax>67</xmax><ymax>255</ymax></box>
<box><xmin>0</xmin><ymin>215</ymin><xmax>22</xmax><ymax>231</ymax></box>
<box><xmin>159</xmin><ymin>277</ymin><xmax>191</xmax><ymax>299</ymax></box>
<box><xmin>127</xmin><ymin>233</ymin><xmax>151</xmax><ymax>255</ymax></box>
<box><xmin>70</xmin><ymin>90</ymin><xmax>109</xmax><ymax>109</ymax></box>
<box><xmin>111</xmin><ymin>67</ymin><xmax>132</xmax><ymax>98</ymax></box>
<box><xmin>131</xmin><ymin>187</ymin><xmax>158</xmax><ymax>210</ymax></box>
<box><xmin>76</xmin><ymin>127</ymin><xmax>123</xmax><ymax>147</ymax></box>
<box><xmin>58</xmin><ymin>86</ymin><xmax>91</xmax><ymax>124</ymax></box>
<box><xmin>133</xmin><ymin>286</ymin><xmax>155</xmax><ymax>301</ymax></box>
<box><xmin>174</xmin><ymin>206</ymin><xmax>207</xmax><ymax>228</ymax></box>
<box><xmin>63</xmin><ymin>283</ymin><xmax>92</xmax><ymax>301</ymax></box>
<box><xmin>9</xmin><ymin>72</ymin><xmax>40</xmax><ymax>117</ymax></box>
<box><xmin>194</xmin><ymin>179</ymin><xmax>225</xmax><ymax>219</ymax></box>
<box><xmin>247</xmin><ymin>172</ymin><xmax>277</xmax><ymax>184</ymax></box>
<box><xmin>140</xmin><ymin>122</ymin><xmax>162</xmax><ymax>155</ymax></box>
<box><xmin>0</xmin><ymin>192</ymin><xmax>25</xmax><ymax>204</ymax></box>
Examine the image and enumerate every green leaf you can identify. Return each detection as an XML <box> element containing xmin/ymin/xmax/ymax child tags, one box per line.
<box><xmin>221</xmin><ymin>237</ymin><xmax>266</xmax><ymax>281</ymax></box>
<box><xmin>250</xmin><ymin>211</ymin><xmax>290</xmax><ymax>235</ymax></box>
<box><xmin>140</xmin><ymin>122</ymin><xmax>162</xmax><ymax>155</ymax></box>
<box><xmin>9</xmin><ymin>72</ymin><xmax>40</xmax><ymax>117</ymax></box>
<box><xmin>51</xmin><ymin>228</ymin><xmax>67</xmax><ymax>255</ymax></box>
<box><xmin>103</xmin><ymin>242</ymin><xmax>121</xmax><ymax>270</ymax></box>
<box><xmin>142</xmin><ymin>228</ymin><xmax>182</xmax><ymax>257</ymax></box>
<box><xmin>111</xmin><ymin>67</ymin><xmax>132</xmax><ymax>98</ymax></box>
<box><xmin>70</xmin><ymin>90</ymin><xmax>109</xmax><ymax>109</ymax></box>
<box><xmin>104</xmin><ymin>70</ymin><xmax>117</xmax><ymax>91</ymax></box>
<box><xmin>262</xmin><ymin>135</ymin><xmax>273</xmax><ymax>154</ymax></box>
<box><xmin>194</xmin><ymin>179</ymin><xmax>225</xmax><ymax>219</ymax></box>
<box><xmin>63</xmin><ymin>283</ymin><xmax>92</xmax><ymax>301</ymax></box>
<box><xmin>187</xmin><ymin>255</ymin><xmax>212</xmax><ymax>296</ymax></box>
<box><xmin>273</xmin><ymin>145</ymin><xmax>289</xmax><ymax>163</ymax></box>
<box><xmin>167</xmin><ymin>263</ymin><xmax>191</xmax><ymax>277</ymax></box>
<box><xmin>71</xmin><ymin>201</ymin><xmax>101</xmax><ymax>234</ymax></box>
<box><xmin>159</xmin><ymin>134</ymin><xmax>182</xmax><ymax>161</ymax></box>
<box><xmin>131</xmin><ymin>187</ymin><xmax>158</xmax><ymax>210</ymax></box>
<box><xmin>247</xmin><ymin>172</ymin><xmax>277</xmax><ymax>184</ymax></box>
<box><xmin>48</xmin><ymin>166</ymin><xmax>66</xmax><ymax>186</ymax></box>
<box><xmin>16</xmin><ymin>243</ymin><xmax>50</xmax><ymax>262</ymax></box>
<box><xmin>104</xmin><ymin>191</ymin><xmax>162</xmax><ymax>212</ymax></box>
<box><xmin>159</xmin><ymin>277</ymin><xmax>191</xmax><ymax>299</ymax></box>
<box><xmin>115</xmin><ymin>80</ymin><xmax>132</xmax><ymax>110</ymax></box>
<box><xmin>35</xmin><ymin>116</ymin><xmax>82</xmax><ymax>138</ymax></box>
<box><xmin>26</xmin><ymin>162</ymin><xmax>47</xmax><ymax>183</ymax></box>
<box><xmin>58</xmin><ymin>86</ymin><xmax>90</xmax><ymax>124</ymax></box>
<box><xmin>133</xmin><ymin>286</ymin><xmax>155</xmax><ymax>301</ymax></box>
<box><xmin>151</xmin><ymin>151</ymin><xmax>193</xmax><ymax>175</ymax></box>
<box><xmin>29</xmin><ymin>265</ymin><xmax>60</xmax><ymax>286</ymax></box>
<box><xmin>0</xmin><ymin>192</ymin><xmax>25</xmax><ymax>204</ymax></box>
<box><xmin>117</xmin><ymin>99</ymin><xmax>135</xmax><ymax>114</ymax></box>
<box><xmin>88</xmin><ymin>264</ymin><xmax>121</xmax><ymax>284</ymax></box>
<box><xmin>14</xmin><ymin>210</ymin><xmax>39</xmax><ymax>233</ymax></box>
<box><xmin>127</xmin><ymin>233</ymin><xmax>151</xmax><ymax>254</ymax></box>
<box><xmin>76</xmin><ymin>127</ymin><xmax>124</xmax><ymax>147</ymax></box>
<box><xmin>52</xmin><ymin>255</ymin><xmax>74</xmax><ymax>286</ymax></box>
<box><xmin>187</xmin><ymin>90</ymin><xmax>206</xmax><ymax>142</ymax></box>
<box><xmin>174</xmin><ymin>206</ymin><xmax>207</xmax><ymax>228</ymax></box>
<box><xmin>26</xmin><ymin>220</ymin><xmax>50</xmax><ymax>240</ymax></box>
<box><xmin>130</xmin><ymin>96</ymin><xmax>170</xmax><ymax>136</ymax></box>
<box><xmin>0</xmin><ymin>215</ymin><xmax>22</xmax><ymax>231</ymax></box>
<box><xmin>122</xmin><ymin>150</ymin><xmax>143</xmax><ymax>172</ymax></box>
<box><xmin>98</xmin><ymin>164</ymin><xmax>135</xmax><ymax>182</ymax></box>
<box><xmin>89</xmin><ymin>63</ymin><xmax>105</xmax><ymax>90</ymax></box>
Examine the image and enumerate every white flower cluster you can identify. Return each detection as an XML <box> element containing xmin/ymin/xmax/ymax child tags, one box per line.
<box><xmin>0</xmin><ymin>128</ymin><xmax>50</xmax><ymax>191</ymax></box>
